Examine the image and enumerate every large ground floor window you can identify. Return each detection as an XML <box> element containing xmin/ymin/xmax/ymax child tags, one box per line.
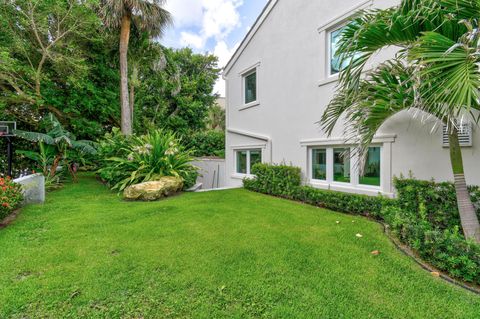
<box><xmin>310</xmin><ymin>146</ymin><xmax>381</xmax><ymax>188</ymax></box>
<box><xmin>236</xmin><ymin>149</ymin><xmax>262</xmax><ymax>175</ymax></box>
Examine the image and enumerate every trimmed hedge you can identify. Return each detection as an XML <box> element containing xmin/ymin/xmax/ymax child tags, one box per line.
<box><xmin>244</xmin><ymin>163</ymin><xmax>301</xmax><ymax>199</ymax></box>
<box><xmin>244</xmin><ymin>163</ymin><xmax>393</xmax><ymax>217</ymax></box>
<box><xmin>244</xmin><ymin>163</ymin><xmax>480</xmax><ymax>286</ymax></box>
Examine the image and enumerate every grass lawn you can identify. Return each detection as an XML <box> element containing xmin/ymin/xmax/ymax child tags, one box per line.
<box><xmin>0</xmin><ymin>175</ymin><xmax>479</xmax><ymax>318</ymax></box>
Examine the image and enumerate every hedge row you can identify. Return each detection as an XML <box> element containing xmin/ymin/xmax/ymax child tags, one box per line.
<box><xmin>244</xmin><ymin>163</ymin><xmax>480</xmax><ymax>285</ymax></box>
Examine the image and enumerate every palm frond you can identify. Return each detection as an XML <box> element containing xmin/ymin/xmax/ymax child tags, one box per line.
<box><xmin>410</xmin><ymin>31</ymin><xmax>480</xmax><ymax>120</ymax></box>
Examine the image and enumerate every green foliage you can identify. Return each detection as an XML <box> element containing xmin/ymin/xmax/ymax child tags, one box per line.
<box><xmin>185</xmin><ymin>130</ymin><xmax>225</xmax><ymax>158</ymax></box>
<box><xmin>394</xmin><ymin>177</ymin><xmax>480</xmax><ymax>230</ymax></box>
<box><xmin>0</xmin><ymin>177</ymin><xmax>23</xmax><ymax>220</ymax></box>
<box><xmin>135</xmin><ymin>47</ymin><xmax>220</xmax><ymax>135</ymax></box>
<box><xmin>244</xmin><ymin>163</ymin><xmax>480</xmax><ymax>285</ymax></box>
<box><xmin>14</xmin><ymin>114</ymin><xmax>97</xmax><ymax>186</ymax></box>
<box><xmin>1</xmin><ymin>1</ymin><xmax>219</xmax><ymax>142</ymax></box>
<box><xmin>97</xmin><ymin>129</ymin><xmax>197</xmax><ymax>191</ymax></box>
<box><xmin>244</xmin><ymin>163</ymin><xmax>302</xmax><ymax>199</ymax></box>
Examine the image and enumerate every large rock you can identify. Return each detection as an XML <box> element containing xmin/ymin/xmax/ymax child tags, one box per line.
<box><xmin>123</xmin><ymin>176</ymin><xmax>183</xmax><ymax>201</ymax></box>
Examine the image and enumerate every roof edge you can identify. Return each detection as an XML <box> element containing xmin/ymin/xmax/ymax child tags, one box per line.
<box><xmin>223</xmin><ymin>0</ymin><xmax>278</xmax><ymax>77</ymax></box>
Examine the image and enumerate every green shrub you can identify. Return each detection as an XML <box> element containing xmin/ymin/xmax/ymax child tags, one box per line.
<box><xmin>0</xmin><ymin>177</ymin><xmax>23</xmax><ymax>220</ymax></box>
<box><xmin>244</xmin><ymin>163</ymin><xmax>480</xmax><ymax>285</ymax></box>
<box><xmin>185</xmin><ymin>130</ymin><xmax>225</xmax><ymax>158</ymax></box>
<box><xmin>244</xmin><ymin>163</ymin><xmax>301</xmax><ymax>199</ymax></box>
<box><xmin>394</xmin><ymin>177</ymin><xmax>480</xmax><ymax>230</ymax></box>
<box><xmin>295</xmin><ymin>186</ymin><xmax>393</xmax><ymax>218</ymax></box>
<box><xmin>97</xmin><ymin>129</ymin><xmax>197</xmax><ymax>191</ymax></box>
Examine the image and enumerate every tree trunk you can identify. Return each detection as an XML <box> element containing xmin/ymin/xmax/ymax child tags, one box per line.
<box><xmin>35</xmin><ymin>53</ymin><xmax>47</xmax><ymax>96</ymax></box>
<box><xmin>119</xmin><ymin>12</ymin><xmax>132</xmax><ymax>135</ymax></box>
<box><xmin>449</xmin><ymin>128</ymin><xmax>480</xmax><ymax>242</ymax></box>
<box><xmin>129</xmin><ymin>64</ymin><xmax>137</xmax><ymax>124</ymax></box>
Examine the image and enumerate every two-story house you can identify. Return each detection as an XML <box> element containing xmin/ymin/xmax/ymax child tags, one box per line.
<box><xmin>223</xmin><ymin>0</ymin><xmax>480</xmax><ymax>196</ymax></box>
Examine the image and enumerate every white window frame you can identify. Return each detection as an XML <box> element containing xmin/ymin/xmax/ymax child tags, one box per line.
<box><xmin>307</xmin><ymin>144</ymin><xmax>385</xmax><ymax>195</ymax></box>
<box><xmin>327</xmin><ymin>26</ymin><xmax>346</xmax><ymax>78</ymax></box>
<box><xmin>317</xmin><ymin>0</ymin><xmax>373</xmax><ymax>86</ymax></box>
<box><xmin>234</xmin><ymin>148</ymin><xmax>263</xmax><ymax>176</ymax></box>
<box><xmin>239</xmin><ymin>62</ymin><xmax>260</xmax><ymax>110</ymax></box>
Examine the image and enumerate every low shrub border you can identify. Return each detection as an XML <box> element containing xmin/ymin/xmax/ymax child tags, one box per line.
<box><xmin>244</xmin><ymin>163</ymin><xmax>480</xmax><ymax>287</ymax></box>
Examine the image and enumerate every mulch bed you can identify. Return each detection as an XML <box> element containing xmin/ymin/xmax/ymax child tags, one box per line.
<box><xmin>0</xmin><ymin>209</ymin><xmax>21</xmax><ymax>230</ymax></box>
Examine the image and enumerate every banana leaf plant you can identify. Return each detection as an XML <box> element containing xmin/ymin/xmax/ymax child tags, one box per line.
<box><xmin>14</xmin><ymin>114</ymin><xmax>96</xmax><ymax>183</ymax></box>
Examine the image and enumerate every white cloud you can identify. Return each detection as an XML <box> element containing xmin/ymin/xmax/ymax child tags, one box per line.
<box><xmin>180</xmin><ymin>32</ymin><xmax>205</xmax><ymax>49</ymax></box>
<box><xmin>166</xmin><ymin>0</ymin><xmax>245</xmax><ymax>96</ymax></box>
<box><xmin>213</xmin><ymin>40</ymin><xmax>240</xmax><ymax>96</ymax></box>
<box><xmin>165</xmin><ymin>1</ymin><xmax>203</xmax><ymax>28</ymax></box>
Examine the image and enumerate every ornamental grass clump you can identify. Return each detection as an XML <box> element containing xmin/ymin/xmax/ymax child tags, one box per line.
<box><xmin>97</xmin><ymin>129</ymin><xmax>197</xmax><ymax>191</ymax></box>
<box><xmin>0</xmin><ymin>177</ymin><xmax>23</xmax><ymax>220</ymax></box>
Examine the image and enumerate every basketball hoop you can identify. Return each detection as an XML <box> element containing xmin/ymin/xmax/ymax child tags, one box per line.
<box><xmin>0</xmin><ymin>121</ymin><xmax>16</xmax><ymax>177</ymax></box>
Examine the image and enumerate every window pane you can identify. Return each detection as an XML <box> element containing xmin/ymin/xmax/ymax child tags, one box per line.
<box><xmin>236</xmin><ymin>151</ymin><xmax>247</xmax><ymax>174</ymax></box>
<box><xmin>360</xmin><ymin>147</ymin><xmax>381</xmax><ymax>186</ymax></box>
<box><xmin>333</xmin><ymin>148</ymin><xmax>350</xmax><ymax>183</ymax></box>
<box><xmin>249</xmin><ymin>150</ymin><xmax>262</xmax><ymax>172</ymax></box>
<box><xmin>330</xmin><ymin>28</ymin><xmax>343</xmax><ymax>75</ymax></box>
<box><xmin>312</xmin><ymin>149</ymin><xmax>327</xmax><ymax>180</ymax></box>
<box><xmin>245</xmin><ymin>71</ymin><xmax>257</xmax><ymax>104</ymax></box>
<box><xmin>330</xmin><ymin>26</ymin><xmax>361</xmax><ymax>75</ymax></box>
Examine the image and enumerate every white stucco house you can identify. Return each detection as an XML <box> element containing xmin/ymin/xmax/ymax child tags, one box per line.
<box><xmin>223</xmin><ymin>0</ymin><xmax>480</xmax><ymax>197</ymax></box>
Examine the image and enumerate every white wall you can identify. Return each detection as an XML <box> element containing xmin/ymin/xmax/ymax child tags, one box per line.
<box><xmin>224</xmin><ymin>0</ymin><xmax>480</xmax><ymax>193</ymax></box>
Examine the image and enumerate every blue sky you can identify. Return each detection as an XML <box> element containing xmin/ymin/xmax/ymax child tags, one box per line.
<box><xmin>163</xmin><ymin>0</ymin><xmax>269</xmax><ymax>96</ymax></box>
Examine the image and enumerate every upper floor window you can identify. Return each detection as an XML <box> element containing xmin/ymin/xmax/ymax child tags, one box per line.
<box><xmin>244</xmin><ymin>70</ymin><xmax>257</xmax><ymax>104</ymax></box>
<box><xmin>329</xmin><ymin>25</ymin><xmax>360</xmax><ymax>76</ymax></box>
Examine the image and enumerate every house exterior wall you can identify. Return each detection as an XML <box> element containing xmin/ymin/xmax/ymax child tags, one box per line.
<box><xmin>224</xmin><ymin>0</ymin><xmax>480</xmax><ymax>196</ymax></box>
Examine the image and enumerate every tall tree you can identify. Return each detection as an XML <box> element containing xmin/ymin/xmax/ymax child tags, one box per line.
<box><xmin>321</xmin><ymin>0</ymin><xmax>480</xmax><ymax>242</ymax></box>
<box><xmin>100</xmin><ymin>0</ymin><xmax>172</xmax><ymax>135</ymax></box>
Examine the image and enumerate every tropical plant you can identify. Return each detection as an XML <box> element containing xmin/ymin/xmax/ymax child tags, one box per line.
<box><xmin>97</xmin><ymin>129</ymin><xmax>197</xmax><ymax>191</ymax></box>
<box><xmin>100</xmin><ymin>0</ymin><xmax>172</xmax><ymax>135</ymax></box>
<box><xmin>320</xmin><ymin>0</ymin><xmax>480</xmax><ymax>242</ymax></box>
<box><xmin>15</xmin><ymin>114</ymin><xmax>96</xmax><ymax>183</ymax></box>
<box><xmin>16</xmin><ymin>141</ymin><xmax>63</xmax><ymax>190</ymax></box>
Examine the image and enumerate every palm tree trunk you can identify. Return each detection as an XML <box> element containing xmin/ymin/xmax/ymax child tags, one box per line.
<box><xmin>119</xmin><ymin>12</ymin><xmax>132</xmax><ymax>135</ymax></box>
<box><xmin>449</xmin><ymin>128</ymin><xmax>480</xmax><ymax>242</ymax></box>
<box><xmin>129</xmin><ymin>65</ymin><xmax>137</xmax><ymax>124</ymax></box>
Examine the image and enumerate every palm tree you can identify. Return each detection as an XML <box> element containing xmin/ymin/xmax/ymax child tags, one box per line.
<box><xmin>321</xmin><ymin>0</ymin><xmax>480</xmax><ymax>242</ymax></box>
<box><xmin>100</xmin><ymin>0</ymin><xmax>172</xmax><ymax>135</ymax></box>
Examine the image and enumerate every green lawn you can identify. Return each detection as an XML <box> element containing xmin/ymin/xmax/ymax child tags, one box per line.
<box><xmin>0</xmin><ymin>175</ymin><xmax>479</xmax><ymax>318</ymax></box>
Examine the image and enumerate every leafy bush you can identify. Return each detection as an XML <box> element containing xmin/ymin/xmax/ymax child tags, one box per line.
<box><xmin>97</xmin><ymin>129</ymin><xmax>198</xmax><ymax>191</ymax></box>
<box><xmin>244</xmin><ymin>163</ymin><xmax>301</xmax><ymax>199</ymax></box>
<box><xmin>244</xmin><ymin>163</ymin><xmax>391</xmax><ymax>216</ymax></box>
<box><xmin>244</xmin><ymin>163</ymin><xmax>480</xmax><ymax>285</ymax></box>
<box><xmin>184</xmin><ymin>130</ymin><xmax>225</xmax><ymax>158</ymax></box>
<box><xmin>295</xmin><ymin>186</ymin><xmax>393</xmax><ymax>218</ymax></box>
<box><xmin>394</xmin><ymin>177</ymin><xmax>480</xmax><ymax>230</ymax></box>
<box><xmin>0</xmin><ymin>177</ymin><xmax>23</xmax><ymax>220</ymax></box>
